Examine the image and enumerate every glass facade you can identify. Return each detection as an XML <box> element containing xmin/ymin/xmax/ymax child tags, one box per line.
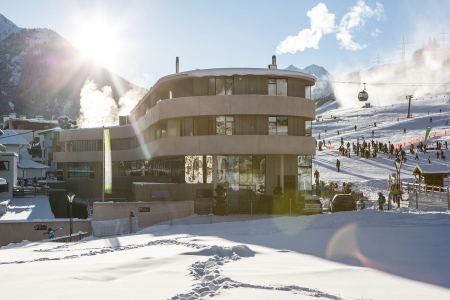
<box><xmin>68</xmin><ymin>162</ymin><xmax>95</xmax><ymax>179</ymax></box>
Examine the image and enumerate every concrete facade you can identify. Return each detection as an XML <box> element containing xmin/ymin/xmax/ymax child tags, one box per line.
<box><xmin>51</xmin><ymin>66</ymin><xmax>316</xmax><ymax>213</ymax></box>
<box><xmin>0</xmin><ymin>220</ymin><xmax>91</xmax><ymax>247</ymax></box>
<box><xmin>93</xmin><ymin>201</ymin><xmax>194</xmax><ymax>229</ymax></box>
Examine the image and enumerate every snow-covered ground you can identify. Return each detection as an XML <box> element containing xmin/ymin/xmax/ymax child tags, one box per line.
<box><xmin>0</xmin><ymin>197</ymin><xmax>55</xmax><ymax>221</ymax></box>
<box><xmin>1</xmin><ymin>211</ymin><xmax>450</xmax><ymax>299</ymax></box>
<box><xmin>2</xmin><ymin>97</ymin><xmax>450</xmax><ymax>299</ymax></box>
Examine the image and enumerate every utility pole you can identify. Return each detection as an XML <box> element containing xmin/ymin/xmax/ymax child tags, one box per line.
<box><xmin>397</xmin><ymin>38</ymin><xmax>409</xmax><ymax>70</ymax></box>
<box><xmin>373</xmin><ymin>53</ymin><xmax>383</xmax><ymax>67</ymax></box>
<box><xmin>406</xmin><ymin>95</ymin><xmax>413</xmax><ymax>118</ymax></box>
<box><xmin>438</xmin><ymin>29</ymin><xmax>449</xmax><ymax>62</ymax></box>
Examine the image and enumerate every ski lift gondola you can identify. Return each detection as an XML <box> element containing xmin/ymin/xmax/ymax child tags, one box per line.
<box><xmin>27</xmin><ymin>141</ymin><xmax>41</xmax><ymax>156</ymax></box>
<box><xmin>358</xmin><ymin>83</ymin><xmax>369</xmax><ymax>101</ymax></box>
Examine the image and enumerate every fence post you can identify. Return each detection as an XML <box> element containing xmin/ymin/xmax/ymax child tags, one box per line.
<box><xmin>416</xmin><ymin>190</ymin><xmax>418</xmax><ymax>209</ymax></box>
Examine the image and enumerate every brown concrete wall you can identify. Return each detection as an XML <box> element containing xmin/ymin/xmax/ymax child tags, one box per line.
<box><xmin>0</xmin><ymin>220</ymin><xmax>91</xmax><ymax>247</ymax></box>
<box><xmin>93</xmin><ymin>201</ymin><xmax>194</xmax><ymax>229</ymax></box>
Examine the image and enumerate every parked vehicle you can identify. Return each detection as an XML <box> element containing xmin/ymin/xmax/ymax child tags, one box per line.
<box><xmin>299</xmin><ymin>196</ymin><xmax>323</xmax><ymax>214</ymax></box>
<box><xmin>329</xmin><ymin>194</ymin><xmax>356</xmax><ymax>212</ymax></box>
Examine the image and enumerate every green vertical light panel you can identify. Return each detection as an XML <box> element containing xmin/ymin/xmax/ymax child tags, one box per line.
<box><xmin>104</xmin><ymin>129</ymin><xmax>112</xmax><ymax>194</ymax></box>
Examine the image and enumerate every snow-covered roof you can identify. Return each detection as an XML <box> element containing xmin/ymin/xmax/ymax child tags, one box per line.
<box><xmin>0</xmin><ymin>130</ymin><xmax>29</xmax><ymax>145</ymax></box>
<box><xmin>413</xmin><ymin>164</ymin><xmax>450</xmax><ymax>174</ymax></box>
<box><xmin>18</xmin><ymin>159</ymin><xmax>48</xmax><ymax>169</ymax></box>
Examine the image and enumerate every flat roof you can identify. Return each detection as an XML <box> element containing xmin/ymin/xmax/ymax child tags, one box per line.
<box><xmin>131</xmin><ymin>67</ymin><xmax>317</xmax><ymax>115</ymax></box>
<box><xmin>158</xmin><ymin>68</ymin><xmax>317</xmax><ymax>83</ymax></box>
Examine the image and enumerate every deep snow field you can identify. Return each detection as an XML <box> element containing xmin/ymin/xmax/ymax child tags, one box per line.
<box><xmin>2</xmin><ymin>96</ymin><xmax>450</xmax><ymax>299</ymax></box>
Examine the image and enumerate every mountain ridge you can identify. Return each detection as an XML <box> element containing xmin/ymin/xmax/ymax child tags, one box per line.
<box><xmin>0</xmin><ymin>13</ymin><xmax>146</xmax><ymax>120</ymax></box>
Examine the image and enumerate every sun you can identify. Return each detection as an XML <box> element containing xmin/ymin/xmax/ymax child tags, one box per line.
<box><xmin>70</xmin><ymin>15</ymin><xmax>122</xmax><ymax>70</ymax></box>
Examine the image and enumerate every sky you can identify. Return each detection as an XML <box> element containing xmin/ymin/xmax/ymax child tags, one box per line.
<box><xmin>1</xmin><ymin>0</ymin><xmax>450</xmax><ymax>88</ymax></box>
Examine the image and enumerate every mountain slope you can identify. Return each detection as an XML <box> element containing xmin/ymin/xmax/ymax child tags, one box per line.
<box><xmin>285</xmin><ymin>64</ymin><xmax>334</xmax><ymax>102</ymax></box>
<box><xmin>0</xmin><ymin>14</ymin><xmax>145</xmax><ymax>119</ymax></box>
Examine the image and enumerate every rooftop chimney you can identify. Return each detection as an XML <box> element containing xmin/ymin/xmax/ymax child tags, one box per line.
<box><xmin>176</xmin><ymin>56</ymin><xmax>179</xmax><ymax>73</ymax></box>
<box><xmin>268</xmin><ymin>55</ymin><xmax>277</xmax><ymax>69</ymax></box>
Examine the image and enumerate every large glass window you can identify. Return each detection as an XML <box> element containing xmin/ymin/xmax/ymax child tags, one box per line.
<box><xmin>268</xmin><ymin>79</ymin><xmax>287</xmax><ymax>96</ymax></box>
<box><xmin>216</xmin><ymin>116</ymin><xmax>234</xmax><ymax>135</ymax></box>
<box><xmin>68</xmin><ymin>162</ymin><xmax>95</xmax><ymax>179</ymax></box>
<box><xmin>269</xmin><ymin>117</ymin><xmax>288</xmax><ymax>135</ymax></box>
<box><xmin>185</xmin><ymin>155</ymin><xmax>203</xmax><ymax>184</ymax></box>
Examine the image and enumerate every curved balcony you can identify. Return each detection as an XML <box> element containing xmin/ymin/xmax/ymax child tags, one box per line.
<box><xmin>54</xmin><ymin>135</ymin><xmax>316</xmax><ymax>162</ymax></box>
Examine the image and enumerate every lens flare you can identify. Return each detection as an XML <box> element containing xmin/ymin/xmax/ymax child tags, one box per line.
<box><xmin>325</xmin><ymin>222</ymin><xmax>374</xmax><ymax>268</ymax></box>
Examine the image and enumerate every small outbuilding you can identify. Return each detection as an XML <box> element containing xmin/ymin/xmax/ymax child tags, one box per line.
<box><xmin>412</xmin><ymin>164</ymin><xmax>450</xmax><ymax>187</ymax></box>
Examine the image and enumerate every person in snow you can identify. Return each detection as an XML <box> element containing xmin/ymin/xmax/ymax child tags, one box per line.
<box><xmin>430</xmin><ymin>117</ymin><xmax>432</xmax><ymax>123</ymax></box>
<box><xmin>320</xmin><ymin>184</ymin><xmax>325</xmax><ymax>199</ymax></box>
<box><xmin>437</xmin><ymin>152</ymin><xmax>440</xmax><ymax>159</ymax></box>
<box><xmin>354</xmin><ymin>125</ymin><xmax>357</xmax><ymax>131</ymax></box>
<box><xmin>314</xmin><ymin>170</ymin><xmax>320</xmax><ymax>184</ymax></box>
<box><xmin>336</xmin><ymin>159</ymin><xmax>340</xmax><ymax>172</ymax></box>
<box><xmin>404</xmin><ymin>128</ymin><xmax>406</xmax><ymax>134</ymax></box>
<box><xmin>377</xmin><ymin>192</ymin><xmax>385</xmax><ymax>211</ymax></box>
<box><xmin>428</xmin><ymin>156</ymin><xmax>431</xmax><ymax>164</ymax></box>
<box><xmin>415</xmin><ymin>152</ymin><xmax>419</xmax><ymax>160</ymax></box>
<box><xmin>46</xmin><ymin>228</ymin><xmax>55</xmax><ymax>239</ymax></box>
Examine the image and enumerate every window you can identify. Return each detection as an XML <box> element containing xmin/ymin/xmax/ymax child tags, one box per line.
<box><xmin>215</xmin><ymin>77</ymin><xmax>233</xmax><ymax>95</ymax></box>
<box><xmin>268</xmin><ymin>117</ymin><xmax>288</xmax><ymax>135</ymax></box>
<box><xmin>0</xmin><ymin>183</ymin><xmax>7</xmax><ymax>193</ymax></box>
<box><xmin>156</xmin><ymin>122</ymin><xmax>167</xmax><ymax>139</ymax></box>
<box><xmin>68</xmin><ymin>162</ymin><xmax>95</xmax><ymax>179</ymax></box>
<box><xmin>268</xmin><ymin>79</ymin><xmax>287</xmax><ymax>96</ymax></box>
<box><xmin>216</xmin><ymin>116</ymin><xmax>234</xmax><ymax>135</ymax></box>
<box><xmin>0</xmin><ymin>161</ymin><xmax>9</xmax><ymax>171</ymax></box>
<box><xmin>305</xmin><ymin>86</ymin><xmax>311</xmax><ymax>99</ymax></box>
<box><xmin>150</xmin><ymin>189</ymin><xmax>171</xmax><ymax>198</ymax></box>
<box><xmin>305</xmin><ymin>121</ymin><xmax>312</xmax><ymax>136</ymax></box>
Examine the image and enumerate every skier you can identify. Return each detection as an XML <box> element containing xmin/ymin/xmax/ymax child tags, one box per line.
<box><xmin>428</xmin><ymin>156</ymin><xmax>431</xmax><ymax>164</ymax></box>
<box><xmin>46</xmin><ymin>228</ymin><xmax>55</xmax><ymax>239</ymax></box>
<box><xmin>314</xmin><ymin>169</ymin><xmax>320</xmax><ymax>184</ymax></box>
<box><xmin>354</xmin><ymin>125</ymin><xmax>357</xmax><ymax>131</ymax></box>
<box><xmin>436</xmin><ymin>152</ymin><xmax>440</xmax><ymax>159</ymax></box>
<box><xmin>415</xmin><ymin>152</ymin><xmax>419</xmax><ymax>160</ymax></box>
<box><xmin>371</xmin><ymin>130</ymin><xmax>374</xmax><ymax>137</ymax></box>
<box><xmin>404</xmin><ymin>128</ymin><xmax>406</xmax><ymax>134</ymax></box>
<box><xmin>430</xmin><ymin>117</ymin><xmax>432</xmax><ymax>123</ymax></box>
<box><xmin>377</xmin><ymin>192</ymin><xmax>385</xmax><ymax>211</ymax></box>
<box><xmin>336</xmin><ymin>159</ymin><xmax>340</xmax><ymax>172</ymax></box>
